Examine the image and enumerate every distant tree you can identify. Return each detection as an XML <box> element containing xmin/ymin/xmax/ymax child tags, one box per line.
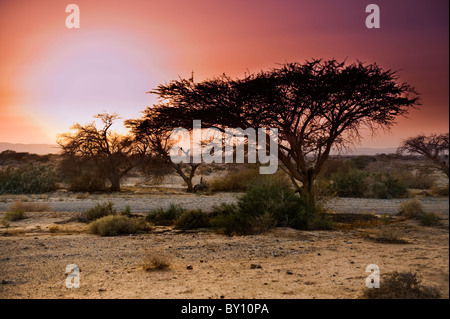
<box><xmin>398</xmin><ymin>133</ymin><xmax>449</xmax><ymax>178</ymax></box>
<box><xmin>57</xmin><ymin>113</ymin><xmax>143</xmax><ymax>191</ymax></box>
<box><xmin>125</xmin><ymin>108</ymin><xmax>200</xmax><ymax>192</ymax></box>
<box><xmin>147</xmin><ymin>59</ymin><xmax>420</xmax><ymax>202</ymax></box>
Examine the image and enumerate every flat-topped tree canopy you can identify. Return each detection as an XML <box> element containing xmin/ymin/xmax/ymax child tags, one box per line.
<box><xmin>144</xmin><ymin>59</ymin><xmax>421</xmax><ymax>199</ymax></box>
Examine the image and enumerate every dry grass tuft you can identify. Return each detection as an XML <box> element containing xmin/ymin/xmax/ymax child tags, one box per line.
<box><xmin>8</xmin><ymin>201</ymin><xmax>50</xmax><ymax>212</ymax></box>
<box><xmin>141</xmin><ymin>250</ymin><xmax>172</xmax><ymax>271</ymax></box>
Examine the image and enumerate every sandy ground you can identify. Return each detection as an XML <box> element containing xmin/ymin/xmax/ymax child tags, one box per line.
<box><xmin>0</xmin><ymin>206</ymin><xmax>448</xmax><ymax>299</ymax></box>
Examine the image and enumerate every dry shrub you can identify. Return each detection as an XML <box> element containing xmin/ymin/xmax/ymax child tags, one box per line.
<box><xmin>2</xmin><ymin>209</ymin><xmax>26</xmax><ymax>222</ymax></box>
<box><xmin>373</xmin><ymin>226</ymin><xmax>408</xmax><ymax>244</ymax></box>
<box><xmin>88</xmin><ymin>215</ymin><xmax>148</xmax><ymax>236</ymax></box>
<box><xmin>8</xmin><ymin>201</ymin><xmax>50</xmax><ymax>212</ymax></box>
<box><xmin>419</xmin><ymin>212</ymin><xmax>441</xmax><ymax>226</ymax></box>
<box><xmin>364</xmin><ymin>271</ymin><xmax>441</xmax><ymax>299</ymax></box>
<box><xmin>141</xmin><ymin>250</ymin><xmax>172</xmax><ymax>271</ymax></box>
<box><xmin>48</xmin><ymin>224</ymin><xmax>60</xmax><ymax>233</ymax></box>
<box><xmin>399</xmin><ymin>199</ymin><xmax>424</xmax><ymax>218</ymax></box>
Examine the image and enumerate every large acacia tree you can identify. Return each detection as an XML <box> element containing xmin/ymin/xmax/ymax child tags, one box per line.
<box><xmin>143</xmin><ymin>59</ymin><xmax>420</xmax><ymax>200</ymax></box>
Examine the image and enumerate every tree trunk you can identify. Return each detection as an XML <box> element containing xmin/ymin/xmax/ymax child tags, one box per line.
<box><xmin>109</xmin><ymin>172</ymin><xmax>121</xmax><ymax>192</ymax></box>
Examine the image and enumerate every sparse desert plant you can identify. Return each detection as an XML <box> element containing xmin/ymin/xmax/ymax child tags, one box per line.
<box><xmin>2</xmin><ymin>209</ymin><xmax>26</xmax><ymax>222</ymax></box>
<box><xmin>88</xmin><ymin>215</ymin><xmax>148</xmax><ymax>236</ymax></box>
<box><xmin>120</xmin><ymin>205</ymin><xmax>132</xmax><ymax>217</ymax></box>
<box><xmin>141</xmin><ymin>250</ymin><xmax>172</xmax><ymax>271</ymax></box>
<box><xmin>374</xmin><ymin>226</ymin><xmax>407</xmax><ymax>244</ymax></box>
<box><xmin>419</xmin><ymin>212</ymin><xmax>441</xmax><ymax>226</ymax></box>
<box><xmin>48</xmin><ymin>224</ymin><xmax>60</xmax><ymax>233</ymax></box>
<box><xmin>8</xmin><ymin>201</ymin><xmax>50</xmax><ymax>212</ymax></box>
<box><xmin>209</xmin><ymin>167</ymin><xmax>260</xmax><ymax>192</ymax></box>
<box><xmin>174</xmin><ymin>209</ymin><xmax>210</xmax><ymax>230</ymax></box>
<box><xmin>330</xmin><ymin>169</ymin><xmax>369</xmax><ymax>198</ymax></box>
<box><xmin>399</xmin><ymin>199</ymin><xmax>424</xmax><ymax>218</ymax></box>
<box><xmin>145</xmin><ymin>204</ymin><xmax>185</xmax><ymax>225</ymax></box>
<box><xmin>78</xmin><ymin>201</ymin><xmax>116</xmax><ymax>222</ymax></box>
<box><xmin>364</xmin><ymin>271</ymin><xmax>441</xmax><ymax>299</ymax></box>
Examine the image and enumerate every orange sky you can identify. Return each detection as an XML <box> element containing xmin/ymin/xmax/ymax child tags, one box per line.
<box><xmin>0</xmin><ymin>0</ymin><xmax>448</xmax><ymax>148</ymax></box>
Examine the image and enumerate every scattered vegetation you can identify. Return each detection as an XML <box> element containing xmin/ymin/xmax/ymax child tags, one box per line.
<box><xmin>364</xmin><ymin>271</ymin><xmax>441</xmax><ymax>299</ymax></box>
<box><xmin>88</xmin><ymin>215</ymin><xmax>148</xmax><ymax>236</ymax></box>
<box><xmin>0</xmin><ymin>164</ymin><xmax>57</xmax><ymax>194</ymax></box>
<box><xmin>373</xmin><ymin>226</ymin><xmax>408</xmax><ymax>244</ymax></box>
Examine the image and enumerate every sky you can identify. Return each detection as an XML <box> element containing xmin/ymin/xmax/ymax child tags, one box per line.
<box><xmin>0</xmin><ymin>0</ymin><xmax>448</xmax><ymax>149</ymax></box>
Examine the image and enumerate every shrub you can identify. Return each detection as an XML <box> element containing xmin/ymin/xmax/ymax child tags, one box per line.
<box><xmin>79</xmin><ymin>202</ymin><xmax>116</xmax><ymax>222</ymax></box>
<box><xmin>68</xmin><ymin>173</ymin><xmax>106</xmax><ymax>192</ymax></box>
<box><xmin>431</xmin><ymin>185</ymin><xmax>449</xmax><ymax>197</ymax></box>
<box><xmin>88</xmin><ymin>215</ymin><xmax>148</xmax><ymax>236</ymax></box>
<box><xmin>145</xmin><ymin>204</ymin><xmax>185</xmax><ymax>225</ymax></box>
<box><xmin>419</xmin><ymin>212</ymin><xmax>441</xmax><ymax>226</ymax></box>
<box><xmin>174</xmin><ymin>209</ymin><xmax>210</xmax><ymax>230</ymax></box>
<box><xmin>0</xmin><ymin>164</ymin><xmax>57</xmax><ymax>194</ymax></box>
<box><xmin>120</xmin><ymin>205</ymin><xmax>132</xmax><ymax>217</ymax></box>
<box><xmin>373</xmin><ymin>226</ymin><xmax>407</xmax><ymax>244</ymax></box>
<box><xmin>211</xmin><ymin>180</ymin><xmax>321</xmax><ymax>235</ymax></box>
<box><xmin>209</xmin><ymin>167</ymin><xmax>260</xmax><ymax>192</ymax></box>
<box><xmin>331</xmin><ymin>169</ymin><xmax>369</xmax><ymax>197</ymax></box>
<box><xmin>399</xmin><ymin>199</ymin><xmax>424</xmax><ymax>218</ymax></box>
<box><xmin>2</xmin><ymin>209</ymin><xmax>26</xmax><ymax>222</ymax></box>
<box><xmin>364</xmin><ymin>271</ymin><xmax>441</xmax><ymax>299</ymax></box>
<box><xmin>8</xmin><ymin>201</ymin><xmax>50</xmax><ymax>212</ymax></box>
<box><xmin>141</xmin><ymin>251</ymin><xmax>172</xmax><ymax>271</ymax></box>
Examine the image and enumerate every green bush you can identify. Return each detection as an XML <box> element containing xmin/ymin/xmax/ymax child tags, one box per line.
<box><xmin>330</xmin><ymin>169</ymin><xmax>369</xmax><ymax>197</ymax></box>
<box><xmin>2</xmin><ymin>209</ymin><xmax>26</xmax><ymax>222</ymax></box>
<box><xmin>79</xmin><ymin>202</ymin><xmax>116</xmax><ymax>222</ymax></box>
<box><xmin>68</xmin><ymin>173</ymin><xmax>106</xmax><ymax>192</ymax></box>
<box><xmin>174</xmin><ymin>209</ymin><xmax>210</xmax><ymax>230</ymax></box>
<box><xmin>419</xmin><ymin>212</ymin><xmax>441</xmax><ymax>226</ymax></box>
<box><xmin>0</xmin><ymin>164</ymin><xmax>57</xmax><ymax>194</ymax></box>
<box><xmin>88</xmin><ymin>215</ymin><xmax>148</xmax><ymax>236</ymax></box>
<box><xmin>210</xmin><ymin>180</ymin><xmax>322</xmax><ymax>235</ymax></box>
<box><xmin>145</xmin><ymin>204</ymin><xmax>185</xmax><ymax>225</ymax></box>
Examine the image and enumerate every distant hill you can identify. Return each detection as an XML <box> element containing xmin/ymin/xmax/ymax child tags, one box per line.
<box><xmin>0</xmin><ymin>143</ymin><xmax>60</xmax><ymax>155</ymax></box>
<box><xmin>0</xmin><ymin>142</ymin><xmax>397</xmax><ymax>157</ymax></box>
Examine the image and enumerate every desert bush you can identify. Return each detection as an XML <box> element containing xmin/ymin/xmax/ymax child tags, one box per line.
<box><xmin>120</xmin><ymin>205</ymin><xmax>132</xmax><ymax>217</ymax></box>
<box><xmin>2</xmin><ymin>209</ymin><xmax>26</xmax><ymax>222</ymax></box>
<box><xmin>209</xmin><ymin>167</ymin><xmax>260</xmax><ymax>192</ymax></box>
<box><xmin>0</xmin><ymin>164</ymin><xmax>57</xmax><ymax>194</ymax></box>
<box><xmin>88</xmin><ymin>215</ymin><xmax>148</xmax><ymax>236</ymax></box>
<box><xmin>330</xmin><ymin>169</ymin><xmax>369</xmax><ymax>197</ymax></box>
<box><xmin>419</xmin><ymin>212</ymin><xmax>441</xmax><ymax>226</ymax></box>
<box><xmin>145</xmin><ymin>204</ymin><xmax>185</xmax><ymax>225</ymax></box>
<box><xmin>68</xmin><ymin>173</ymin><xmax>106</xmax><ymax>192</ymax></box>
<box><xmin>174</xmin><ymin>209</ymin><xmax>210</xmax><ymax>230</ymax></box>
<box><xmin>141</xmin><ymin>250</ymin><xmax>172</xmax><ymax>271</ymax></box>
<box><xmin>79</xmin><ymin>202</ymin><xmax>116</xmax><ymax>222</ymax></box>
<box><xmin>349</xmin><ymin>155</ymin><xmax>377</xmax><ymax>170</ymax></box>
<box><xmin>211</xmin><ymin>179</ymin><xmax>322</xmax><ymax>235</ymax></box>
<box><xmin>373</xmin><ymin>226</ymin><xmax>407</xmax><ymax>244</ymax></box>
<box><xmin>8</xmin><ymin>201</ymin><xmax>50</xmax><ymax>212</ymax></box>
<box><xmin>399</xmin><ymin>199</ymin><xmax>424</xmax><ymax>218</ymax></box>
<box><xmin>364</xmin><ymin>271</ymin><xmax>441</xmax><ymax>299</ymax></box>
<box><xmin>431</xmin><ymin>185</ymin><xmax>449</xmax><ymax>197</ymax></box>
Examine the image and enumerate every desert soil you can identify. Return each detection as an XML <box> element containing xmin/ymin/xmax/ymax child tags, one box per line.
<box><xmin>0</xmin><ymin>194</ymin><xmax>448</xmax><ymax>299</ymax></box>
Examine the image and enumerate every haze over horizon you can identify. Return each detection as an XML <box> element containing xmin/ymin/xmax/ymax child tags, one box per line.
<box><xmin>0</xmin><ymin>0</ymin><xmax>448</xmax><ymax>148</ymax></box>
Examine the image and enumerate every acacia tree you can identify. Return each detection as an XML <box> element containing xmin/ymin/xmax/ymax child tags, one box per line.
<box><xmin>57</xmin><ymin>113</ymin><xmax>143</xmax><ymax>191</ymax></box>
<box><xmin>398</xmin><ymin>133</ymin><xmax>449</xmax><ymax>178</ymax></box>
<box><xmin>147</xmin><ymin>59</ymin><xmax>420</xmax><ymax>201</ymax></box>
<box><xmin>125</xmin><ymin>108</ymin><xmax>201</xmax><ymax>192</ymax></box>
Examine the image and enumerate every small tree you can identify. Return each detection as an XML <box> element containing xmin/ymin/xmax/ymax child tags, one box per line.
<box><xmin>398</xmin><ymin>133</ymin><xmax>449</xmax><ymax>178</ymax></box>
<box><xmin>125</xmin><ymin>108</ymin><xmax>200</xmax><ymax>192</ymax></box>
<box><xmin>57</xmin><ymin>113</ymin><xmax>142</xmax><ymax>191</ymax></box>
